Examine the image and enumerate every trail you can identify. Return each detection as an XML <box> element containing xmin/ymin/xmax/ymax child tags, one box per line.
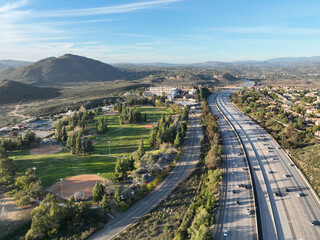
<box><xmin>11</xmin><ymin>101</ymin><xmax>30</xmax><ymax>119</ymax></box>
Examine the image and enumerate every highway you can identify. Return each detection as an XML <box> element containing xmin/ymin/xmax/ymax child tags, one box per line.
<box><xmin>213</xmin><ymin>85</ymin><xmax>320</xmax><ymax>240</ymax></box>
<box><xmin>209</xmin><ymin>93</ymin><xmax>257</xmax><ymax>240</ymax></box>
<box><xmin>90</xmin><ymin>111</ymin><xmax>202</xmax><ymax>240</ymax></box>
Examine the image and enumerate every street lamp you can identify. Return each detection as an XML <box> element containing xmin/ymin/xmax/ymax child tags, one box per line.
<box><xmin>32</xmin><ymin>167</ymin><xmax>36</xmax><ymax>176</ymax></box>
<box><xmin>108</xmin><ymin>141</ymin><xmax>111</xmax><ymax>155</ymax></box>
<box><xmin>60</xmin><ymin>178</ymin><xmax>64</xmax><ymax>199</ymax></box>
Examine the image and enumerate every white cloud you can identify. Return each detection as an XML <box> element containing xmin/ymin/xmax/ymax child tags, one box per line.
<box><xmin>39</xmin><ymin>0</ymin><xmax>182</xmax><ymax>17</ymax></box>
<box><xmin>0</xmin><ymin>0</ymin><xmax>27</xmax><ymax>12</ymax></box>
<box><xmin>209</xmin><ymin>26</ymin><xmax>320</xmax><ymax>35</ymax></box>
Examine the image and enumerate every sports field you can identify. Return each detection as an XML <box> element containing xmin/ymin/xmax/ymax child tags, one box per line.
<box><xmin>12</xmin><ymin>106</ymin><xmax>172</xmax><ymax>188</ymax></box>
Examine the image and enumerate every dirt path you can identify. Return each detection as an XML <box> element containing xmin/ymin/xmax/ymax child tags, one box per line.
<box><xmin>11</xmin><ymin>101</ymin><xmax>30</xmax><ymax>119</ymax></box>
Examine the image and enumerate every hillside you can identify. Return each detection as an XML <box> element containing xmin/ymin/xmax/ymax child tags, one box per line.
<box><xmin>0</xmin><ymin>54</ymin><xmax>124</xmax><ymax>86</ymax></box>
<box><xmin>0</xmin><ymin>60</ymin><xmax>32</xmax><ymax>70</ymax></box>
<box><xmin>0</xmin><ymin>79</ymin><xmax>60</xmax><ymax>105</ymax></box>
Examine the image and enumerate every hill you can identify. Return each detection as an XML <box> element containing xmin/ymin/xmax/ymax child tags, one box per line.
<box><xmin>0</xmin><ymin>79</ymin><xmax>61</xmax><ymax>105</ymax></box>
<box><xmin>0</xmin><ymin>60</ymin><xmax>32</xmax><ymax>70</ymax></box>
<box><xmin>0</xmin><ymin>54</ymin><xmax>124</xmax><ymax>86</ymax></box>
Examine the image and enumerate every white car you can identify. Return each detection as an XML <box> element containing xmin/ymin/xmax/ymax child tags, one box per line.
<box><xmin>224</xmin><ymin>230</ymin><xmax>228</xmax><ymax>237</ymax></box>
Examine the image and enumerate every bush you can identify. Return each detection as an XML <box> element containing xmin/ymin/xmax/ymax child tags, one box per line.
<box><xmin>16</xmin><ymin>195</ymin><xmax>31</xmax><ymax>206</ymax></box>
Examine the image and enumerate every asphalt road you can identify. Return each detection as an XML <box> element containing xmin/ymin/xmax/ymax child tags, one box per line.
<box><xmin>215</xmin><ymin>89</ymin><xmax>320</xmax><ymax>240</ymax></box>
<box><xmin>209</xmin><ymin>94</ymin><xmax>257</xmax><ymax>240</ymax></box>
<box><xmin>90</xmin><ymin>110</ymin><xmax>202</xmax><ymax>240</ymax></box>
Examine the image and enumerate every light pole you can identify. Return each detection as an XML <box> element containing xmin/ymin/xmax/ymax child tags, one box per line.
<box><xmin>60</xmin><ymin>178</ymin><xmax>64</xmax><ymax>199</ymax></box>
<box><xmin>32</xmin><ymin>167</ymin><xmax>36</xmax><ymax>176</ymax></box>
<box><xmin>108</xmin><ymin>141</ymin><xmax>111</xmax><ymax>155</ymax></box>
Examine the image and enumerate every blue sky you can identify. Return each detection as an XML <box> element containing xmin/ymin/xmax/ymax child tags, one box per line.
<box><xmin>1</xmin><ymin>0</ymin><xmax>320</xmax><ymax>63</ymax></box>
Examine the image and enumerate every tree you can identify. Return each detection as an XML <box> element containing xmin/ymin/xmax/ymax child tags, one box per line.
<box><xmin>136</xmin><ymin>138</ymin><xmax>145</xmax><ymax>160</ymax></box>
<box><xmin>97</xmin><ymin>118</ymin><xmax>108</xmax><ymax>134</ymax></box>
<box><xmin>0</xmin><ymin>151</ymin><xmax>16</xmax><ymax>186</ymax></box>
<box><xmin>15</xmin><ymin>169</ymin><xmax>37</xmax><ymax>191</ymax></box>
<box><xmin>114</xmin><ymin>188</ymin><xmax>121</xmax><ymax>205</ymax></box>
<box><xmin>25</xmin><ymin>194</ymin><xmax>61</xmax><ymax>240</ymax></box>
<box><xmin>101</xmin><ymin>194</ymin><xmax>110</xmax><ymax>213</ymax></box>
<box><xmin>127</xmin><ymin>155</ymin><xmax>135</xmax><ymax>171</ymax></box>
<box><xmin>85</xmin><ymin>139</ymin><xmax>94</xmax><ymax>153</ymax></box>
<box><xmin>182</xmin><ymin>107</ymin><xmax>189</xmax><ymax>120</ymax></box>
<box><xmin>174</xmin><ymin>132</ymin><xmax>182</xmax><ymax>148</ymax></box>
<box><xmin>92</xmin><ymin>182</ymin><xmax>105</xmax><ymax>201</ymax></box>
<box><xmin>113</xmin><ymin>158</ymin><xmax>129</xmax><ymax>182</ymax></box>
<box><xmin>149</xmin><ymin>128</ymin><xmax>158</xmax><ymax>148</ymax></box>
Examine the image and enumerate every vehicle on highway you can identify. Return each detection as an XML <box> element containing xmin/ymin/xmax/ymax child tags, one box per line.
<box><xmin>274</xmin><ymin>191</ymin><xmax>283</xmax><ymax>197</ymax></box>
<box><xmin>224</xmin><ymin>229</ymin><xmax>228</xmax><ymax>237</ymax></box>
<box><xmin>310</xmin><ymin>221</ymin><xmax>319</xmax><ymax>226</ymax></box>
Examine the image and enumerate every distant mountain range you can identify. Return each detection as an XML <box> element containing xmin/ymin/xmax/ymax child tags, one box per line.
<box><xmin>115</xmin><ymin>56</ymin><xmax>320</xmax><ymax>68</ymax></box>
<box><xmin>1</xmin><ymin>54</ymin><xmax>319</xmax><ymax>88</ymax></box>
<box><xmin>0</xmin><ymin>60</ymin><xmax>32</xmax><ymax>70</ymax></box>
<box><xmin>0</xmin><ymin>54</ymin><xmax>123</xmax><ymax>86</ymax></box>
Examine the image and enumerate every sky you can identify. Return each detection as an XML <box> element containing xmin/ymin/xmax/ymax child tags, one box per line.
<box><xmin>1</xmin><ymin>0</ymin><xmax>320</xmax><ymax>63</ymax></box>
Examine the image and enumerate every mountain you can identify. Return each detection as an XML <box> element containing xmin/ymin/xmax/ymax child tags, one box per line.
<box><xmin>0</xmin><ymin>79</ymin><xmax>61</xmax><ymax>105</ymax></box>
<box><xmin>0</xmin><ymin>60</ymin><xmax>32</xmax><ymax>70</ymax></box>
<box><xmin>0</xmin><ymin>54</ymin><xmax>123</xmax><ymax>86</ymax></box>
<box><xmin>116</xmin><ymin>56</ymin><xmax>320</xmax><ymax>68</ymax></box>
<box><xmin>0</xmin><ymin>60</ymin><xmax>32</xmax><ymax>67</ymax></box>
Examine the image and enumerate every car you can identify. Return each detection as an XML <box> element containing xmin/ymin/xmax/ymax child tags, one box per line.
<box><xmin>285</xmin><ymin>188</ymin><xmax>290</xmax><ymax>192</ymax></box>
<box><xmin>310</xmin><ymin>221</ymin><xmax>320</xmax><ymax>226</ymax></box>
<box><xmin>267</xmin><ymin>147</ymin><xmax>273</xmax><ymax>149</ymax></box>
<box><xmin>274</xmin><ymin>192</ymin><xmax>283</xmax><ymax>197</ymax></box>
<box><xmin>289</xmin><ymin>163</ymin><xmax>295</xmax><ymax>166</ymax></box>
<box><xmin>284</xmin><ymin>174</ymin><xmax>291</xmax><ymax>177</ymax></box>
<box><xmin>224</xmin><ymin>230</ymin><xmax>228</xmax><ymax>237</ymax></box>
<box><xmin>232</xmin><ymin>172</ymin><xmax>235</xmax><ymax>175</ymax></box>
<box><xmin>269</xmin><ymin>171</ymin><xmax>274</xmax><ymax>174</ymax></box>
<box><xmin>232</xmin><ymin>190</ymin><xmax>236</xmax><ymax>194</ymax></box>
<box><xmin>236</xmin><ymin>200</ymin><xmax>240</xmax><ymax>205</ymax></box>
<box><xmin>235</xmin><ymin>164</ymin><xmax>238</xmax><ymax>168</ymax></box>
<box><xmin>297</xmin><ymin>193</ymin><xmax>304</xmax><ymax>197</ymax></box>
<box><xmin>246</xmin><ymin>209</ymin><xmax>250</xmax><ymax>215</ymax></box>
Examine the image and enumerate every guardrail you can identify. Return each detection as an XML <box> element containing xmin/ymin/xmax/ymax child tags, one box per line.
<box><xmin>212</xmin><ymin>94</ymin><xmax>261</xmax><ymax>240</ymax></box>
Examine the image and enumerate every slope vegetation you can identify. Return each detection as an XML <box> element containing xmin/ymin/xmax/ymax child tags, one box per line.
<box><xmin>0</xmin><ymin>79</ymin><xmax>60</xmax><ymax>105</ymax></box>
<box><xmin>0</xmin><ymin>54</ymin><xmax>123</xmax><ymax>86</ymax></box>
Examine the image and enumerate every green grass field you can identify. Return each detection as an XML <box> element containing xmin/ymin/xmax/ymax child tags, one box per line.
<box><xmin>12</xmin><ymin>106</ymin><xmax>172</xmax><ymax>187</ymax></box>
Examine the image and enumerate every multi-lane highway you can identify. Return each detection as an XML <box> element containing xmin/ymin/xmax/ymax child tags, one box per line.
<box><xmin>209</xmin><ymin>93</ymin><xmax>257</xmax><ymax>240</ymax></box>
<box><xmin>90</xmin><ymin>111</ymin><xmax>202</xmax><ymax>240</ymax></box>
<box><xmin>211</xmin><ymin>84</ymin><xmax>320</xmax><ymax>240</ymax></box>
